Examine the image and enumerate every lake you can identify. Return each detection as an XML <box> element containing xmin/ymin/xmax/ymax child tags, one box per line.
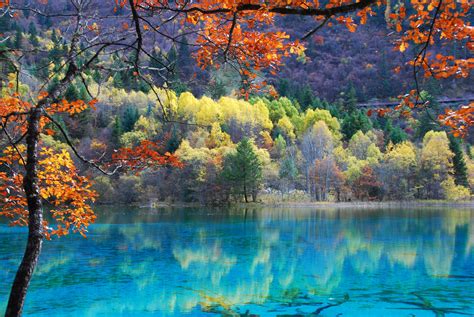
<box><xmin>1</xmin><ymin>207</ymin><xmax>473</xmax><ymax>316</ymax></box>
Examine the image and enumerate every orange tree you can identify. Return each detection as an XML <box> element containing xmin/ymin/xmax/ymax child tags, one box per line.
<box><xmin>0</xmin><ymin>0</ymin><xmax>472</xmax><ymax>316</ymax></box>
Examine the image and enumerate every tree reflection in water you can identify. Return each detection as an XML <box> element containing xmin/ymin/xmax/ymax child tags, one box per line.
<box><xmin>0</xmin><ymin>207</ymin><xmax>473</xmax><ymax>316</ymax></box>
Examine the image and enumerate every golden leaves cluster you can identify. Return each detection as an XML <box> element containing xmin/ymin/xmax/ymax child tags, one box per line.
<box><xmin>0</xmin><ymin>147</ymin><xmax>97</xmax><ymax>239</ymax></box>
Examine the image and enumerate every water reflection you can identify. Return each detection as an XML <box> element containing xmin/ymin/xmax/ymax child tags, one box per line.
<box><xmin>1</xmin><ymin>207</ymin><xmax>473</xmax><ymax>316</ymax></box>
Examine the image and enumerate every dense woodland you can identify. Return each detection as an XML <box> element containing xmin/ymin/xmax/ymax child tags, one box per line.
<box><xmin>1</xmin><ymin>6</ymin><xmax>473</xmax><ymax>205</ymax></box>
<box><xmin>68</xmin><ymin>88</ymin><xmax>474</xmax><ymax>204</ymax></box>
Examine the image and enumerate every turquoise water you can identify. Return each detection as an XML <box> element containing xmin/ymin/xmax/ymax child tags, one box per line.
<box><xmin>1</xmin><ymin>207</ymin><xmax>473</xmax><ymax>316</ymax></box>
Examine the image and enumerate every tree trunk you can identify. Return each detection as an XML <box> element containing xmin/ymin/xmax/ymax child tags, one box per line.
<box><xmin>6</xmin><ymin>107</ymin><xmax>44</xmax><ymax>317</ymax></box>
<box><xmin>243</xmin><ymin>182</ymin><xmax>248</xmax><ymax>203</ymax></box>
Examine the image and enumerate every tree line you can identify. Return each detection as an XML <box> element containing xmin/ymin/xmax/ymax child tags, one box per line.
<box><xmin>46</xmin><ymin>79</ymin><xmax>471</xmax><ymax>205</ymax></box>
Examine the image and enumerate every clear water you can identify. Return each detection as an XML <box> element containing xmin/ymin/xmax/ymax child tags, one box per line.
<box><xmin>1</xmin><ymin>207</ymin><xmax>473</xmax><ymax>316</ymax></box>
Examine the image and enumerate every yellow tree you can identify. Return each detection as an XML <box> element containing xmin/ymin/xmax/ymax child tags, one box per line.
<box><xmin>419</xmin><ymin>131</ymin><xmax>454</xmax><ymax>198</ymax></box>
<box><xmin>381</xmin><ymin>141</ymin><xmax>418</xmax><ymax>199</ymax></box>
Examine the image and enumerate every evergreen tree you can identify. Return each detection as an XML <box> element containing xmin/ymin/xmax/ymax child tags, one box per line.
<box><xmin>279</xmin><ymin>156</ymin><xmax>297</xmax><ymax>180</ymax></box>
<box><xmin>416</xmin><ymin>110</ymin><xmax>439</xmax><ymax>140</ymax></box>
<box><xmin>274</xmin><ymin>134</ymin><xmax>287</xmax><ymax>157</ymax></box>
<box><xmin>167</xmin><ymin>46</ymin><xmax>188</xmax><ymax>93</ymax></box>
<box><xmin>341</xmin><ymin>110</ymin><xmax>372</xmax><ymax>141</ymax></box>
<box><xmin>388</xmin><ymin>126</ymin><xmax>408</xmax><ymax>144</ymax></box>
<box><xmin>149</xmin><ymin>48</ymin><xmax>166</xmax><ymax>84</ymax></box>
<box><xmin>415</xmin><ymin>92</ymin><xmax>441</xmax><ymax>140</ymax></box>
<box><xmin>466</xmin><ymin>143</ymin><xmax>473</xmax><ymax>160</ymax></box>
<box><xmin>206</xmin><ymin>78</ymin><xmax>227</xmax><ymax>99</ymax></box>
<box><xmin>28</xmin><ymin>22</ymin><xmax>37</xmax><ymax>36</ymax></box>
<box><xmin>279</xmin><ymin>156</ymin><xmax>298</xmax><ymax>193</ymax></box>
<box><xmin>167</xmin><ymin>46</ymin><xmax>178</xmax><ymax>74</ymax></box>
<box><xmin>165</xmin><ymin>128</ymin><xmax>181</xmax><ymax>153</ymax></box>
<box><xmin>48</xmin><ymin>30</ymin><xmax>64</xmax><ymax>63</ymax></box>
<box><xmin>122</xmin><ymin>106</ymin><xmax>139</xmax><ymax>132</ymax></box>
<box><xmin>296</xmin><ymin>85</ymin><xmax>316</xmax><ymax>111</ymax></box>
<box><xmin>65</xmin><ymin>84</ymin><xmax>80</xmax><ymax>101</ymax></box>
<box><xmin>338</xmin><ymin>85</ymin><xmax>358</xmax><ymax>114</ymax></box>
<box><xmin>35</xmin><ymin>57</ymin><xmax>51</xmax><ymax>80</ymax></box>
<box><xmin>177</xmin><ymin>37</ymin><xmax>193</xmax><ymax>79</ymax></box>
<box><xmin>14</xmin><ymin>29</ymin><xmax>23</xmax><ymax>49</ymax></box>
<box><xmin>92</xmin><ymin>70</ymin><xmax>102</xmax><ymax>83</ymax></box>
<box><xmin>29</xmin><ymin>33</ymin><xmax>39</xmax><ymax>47</ymax></box>
<box><xmin>112</xmin><ymin>116</ymin><xmax>123</xmax><ymax>146</ymax></box>
<box><xmin>28</xmin><ymin>22</ymin><xmax>39</xmax><ymax>46</ymax></box>
<box><xmin>277</xmin><ymin>78</ymin><xmax>290</xmax><ymax>98</ymax></box>
<box><xmin>51</xmin><ymin>28</ymin><xmax>59</xmax><ymax>44</ymax></box>
<box><xmin>47</xmin><ymin>76</ymin><xmax>60</xmax><ymax>94</ymax></box>
<box><xmin>222</xmin><ymin>138</ymin><xmax>262</xmax><ymax>202</ymax></box>
<box><xmin>47</xmin><ymin>115</ymin><xmax>69</xmax><ymax>143</ymax></box>
<box><xmin>448</xmin><ymin>135</ymin><xmax>469</xmax><ymax>187</ymax></box>
<box><xmin>112</xmin><ymin>72</ymin><xmax>124</xmax><ymax>89</ymax></box>
<box><xmin>383</xmin><ymin>119</ymin><xmax>407</xmax><ymax>144</ymax></box>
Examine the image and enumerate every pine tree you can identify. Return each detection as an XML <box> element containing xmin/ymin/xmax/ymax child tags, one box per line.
<box><xmin>383</xmin><ymin>119</ymin><xmax>407</xmax><ymax>145</ymax></box>
<box><xmin>49</xmin><ymin>30</ymin><xmax>63</xmax><ymax>63</ymax></box>
<box><xmin>14</xmin><ymin>29</ymin><xmax>23</xmax><ymax>49</ymax></box>
<box><xmin>416</xmin><ymin>110</ymin><xmax>439</xmax><ymax>140</ymax></box>
<box><xmin>415</xmin><ymin>92</ymin><xmax>440</xmax><ymax>140</ymax></box>
<box><xmin>28</xmin><ymin>22</ymin><xmax>39</xmax><ymax>46</ymax></box>
<box><xmin>338</xmin><ymin>84</ymin><xmax>358</xmax><ymax>114</ymax></box>
<box><xmin>222</xmin><ymin>138</ymin><xmax>262</xmax><ymax>202</ymax></box>
<box><xmin>167</xmin><ymin>45</ymin><xmax>188</xmax><ymax>93</ymax></box>
<box><xmin>165</xmin><ymin>128</ymin><xmax>181</xmax><ymax>153</ymax></box>
<box><xmin>92</xmin><ymin>70</ymin><xmax>102</xmax><ymax>83</ymax></box>
<box><xmin>167</xmin><ymin>46</ymin><xmax>178</xmax><ymax>72</ymax></box>
<box><xmin>65</xmin><ymin>84</ymin><xmax>80</xmax><ymax>101</ymax></box>
<box><xmin>448</xmin><ymin>135</ymin><xmax>469</xmax><ymax>187</ymax></box>
<box><xmin>341</xmin><ymin>110</ymin><xmax>372</xmax><ymax>141</ymax></box>
<box><xmin>466</xmin><ymin>144</ymin><xmax>473</xmax><ymax>160</ymax></box>
<box><xmin>28</xmin><ymin>22</ymin><xmax>37</xmax><ymax>36</ymax></box>
<box><xmin>388</xmin><ymin>126</ymin><xmax>408</xmax><ymax>144</ymax></box>
<box><xmin>122</xmin><ymin>106</ymin><xmax>139</xmax><ymax>132</ymax></box>
<box><xmin>112</xmin><ymin>116</ymin><xmax>123</xmax><ymax>146</ymax></box>
<box><xmin>206</xmin><ymin>78</ymin><xmax>227</xmax><ymax>99</ymax></box>
<box><xmin>279</xmin><ymin>156</ymin><xmax>297</xmax><ymax>193</ymax></box>
<box><xmin>112</xmin><ymin>72</ymin><xmax>124</xmax><ymax>89</ymax></box>
<box><xmin>295</xmin><ymin>85</ymin><xmax>316</xmax><ymax>111</ymax></box>
<box><xmin>177</xmin><ymin>36</ymin><xmax>193</xmax><ymax>79</ymax></box>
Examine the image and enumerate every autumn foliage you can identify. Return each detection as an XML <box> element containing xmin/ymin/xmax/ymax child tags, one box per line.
<box><xmin>112</xmin><ymin>140</ymin><xmax>183</xmax><ymax>171</ymax></box>
<box><xmin>0</xmin><ymin>88</ymin><xmax>180</xmax><ymax>237</ymax></box>
<box><xmin>0</xmin><ymin>147</ymin><xmax>97</xmax><ymax>238</ymax></box>
<box><xmin>119</xmin><ymin>0</ymin><xmax>473</xmax><ymax>133</ymax></box>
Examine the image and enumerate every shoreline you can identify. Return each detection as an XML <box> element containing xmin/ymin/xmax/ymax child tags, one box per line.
<box><xmin>254</xmin><ymin>200</ymin><xmax>474</xmax><ymax>209</ymax></box>
<box><xmin>96</xmin><ymin>200</ymin><xmax>474</xmax><ymax>210</ymax></box>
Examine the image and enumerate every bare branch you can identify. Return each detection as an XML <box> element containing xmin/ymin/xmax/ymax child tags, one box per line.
<box><xmin>42</xmin><ymin>112</ymin><xmax>122</xmax><ymax>176</ymax></box>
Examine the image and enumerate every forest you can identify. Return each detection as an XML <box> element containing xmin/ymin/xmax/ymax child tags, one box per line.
<box><xmin>0</xmin><ymin>2</ymin><xmax>473</xmax><ymax>206</ymax></box>
<box><xmin>60</xmin><ymin>85</ymin><xmax>474</xmax><ymax>205</ymax></box>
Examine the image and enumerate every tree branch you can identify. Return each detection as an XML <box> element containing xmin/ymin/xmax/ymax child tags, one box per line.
<box><xmin>147</xmin><ymin>0</ymin><xmax>377</xmax><ymax>17</ymax></box>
